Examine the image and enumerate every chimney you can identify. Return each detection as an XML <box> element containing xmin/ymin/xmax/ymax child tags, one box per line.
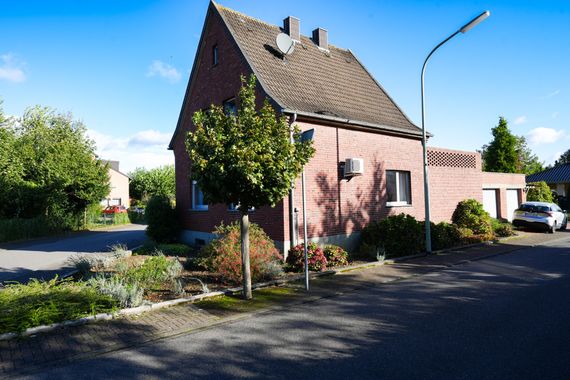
<box><xmin>312</xmin><ymin>28</ymin><xmax>328</xmax><ymax>50</ymax></box>
<box><xmin>283</xmin><ymin>16</ymin><xmax>300</xmax><ymax>41</ymax></box>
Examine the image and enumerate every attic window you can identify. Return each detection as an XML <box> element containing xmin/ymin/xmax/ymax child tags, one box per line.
<box><xmin>213</xmin><ymin>45</ymin><xmax>219</xmax><ymax>66</ymax></box>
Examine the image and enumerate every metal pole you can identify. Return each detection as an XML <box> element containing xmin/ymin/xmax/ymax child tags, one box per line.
<box><xmin>421</xmin><ymin>31</ymin><xmax>460</xmax><ymax>255</ymax></box>
<box><xmin>302</xmin><ymin>169</ymin><xmax>309</xmax><ymax>291</ymax></box>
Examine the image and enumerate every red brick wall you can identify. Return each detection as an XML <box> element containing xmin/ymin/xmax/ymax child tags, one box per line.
<box><xmin>427</xmin><ymin>147</ymin><xmax>483</xmax><ymax>223</ymax></box>
<box><xmin>284</xmin><ymin>120</ymin><xmax>426</xmax><ymax>241</ymax></box>
<box><xmin>171</xmin><ymin>6</ymin><xmax>286</xmax><ymax>240</ymax></box>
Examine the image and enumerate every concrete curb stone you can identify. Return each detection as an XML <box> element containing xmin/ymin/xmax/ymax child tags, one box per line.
<box><xmin>0</xmin><ymin>234</ymin><xmax>538</xmax><ymax>342</ymax></box>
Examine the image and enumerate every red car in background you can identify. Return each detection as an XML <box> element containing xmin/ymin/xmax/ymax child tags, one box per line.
<box><xmin>103</xmin><ymin>205</ymin><xmax>128</xmax><ymax>214</ymax></box>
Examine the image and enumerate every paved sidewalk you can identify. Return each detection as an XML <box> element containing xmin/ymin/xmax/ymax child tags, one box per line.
<box><xmin>0</xmin><ymin>230</ymin><xmax>564</xmax><ymax>378</ymax></box>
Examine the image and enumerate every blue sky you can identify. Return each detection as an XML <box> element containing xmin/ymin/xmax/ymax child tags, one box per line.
<box><xmin>1</xmin><ymin>0</ymin><xmax>568</xmax><ymax>173</ymax></box>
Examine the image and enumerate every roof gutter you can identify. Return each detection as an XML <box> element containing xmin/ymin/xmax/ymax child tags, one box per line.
<box><xmin>282</xmin><ymin>109</ymin><xmax>432</xmax><ymax>139</ymax></box>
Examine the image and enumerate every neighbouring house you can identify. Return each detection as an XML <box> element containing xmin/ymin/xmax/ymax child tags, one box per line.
<box><xmin>526</xmin><ymin>164</ymin><xmax>570</xmax><ymax>209</ymax></box>
<box><xmin>526</xmin><ymin>164</ymin><xmax>570</xmax><ymax>197</ymax></box>
<box><xmin>101</xmin><ymin>160</ymin><xmax>130</xmax><ymax>208</ymax></box>
<box><xmin>169</xmin><ymin>1</ymin><xmax>525</xmax><ymax>252</ymax></box>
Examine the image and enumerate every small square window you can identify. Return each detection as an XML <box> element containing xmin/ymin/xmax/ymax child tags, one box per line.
<box><xmin>223</xmin><ymin>98</ymin><xmax>237</xmax><ymax>116</ymax></box>
<box><xmin>386</xmin><ymin>170</ymin><xmax>411</xmax><ymax>206</ymax></box>
<box><xmin>192</xmin><ymin>180</ymin><xmax>208</xmax><ymax>210</ymax></box>
<box><xmin>213</xmin><ymin>45</ymin><xmax>219</xmax><ymax>66</ymax></box>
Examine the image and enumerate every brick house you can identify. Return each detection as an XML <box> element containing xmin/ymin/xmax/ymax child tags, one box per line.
<box><xmin>169</xmin><ymin>1</ymin><xmax>524</xmax><ymax>252</ymax></box>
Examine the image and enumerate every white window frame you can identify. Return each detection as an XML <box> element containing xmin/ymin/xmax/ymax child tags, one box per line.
<box><xmin>228</xmin><ymin>203</ymin><xmax>255</xmax><ymax>212</ymax></box>
<box><xmin>386</xmin><ymin>170</ymin><xmax>411</xmax><ymax>207</ymax></box>
<box><xmin>191</xmin><ymin>180</ymin><xmax>208</xmax><ymax>211</ymax></box>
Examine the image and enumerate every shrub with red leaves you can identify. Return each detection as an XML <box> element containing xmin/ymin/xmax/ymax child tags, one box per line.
<box><xmin>286</xmin><ymin>242</ymin><xmax>327</xmax><ymax>272</ymax></box>
<box><xmin>199</xmin><ymin>222</ymin><xmax>283</xmax><ymax>285</ymax></box>
<box><xmin>323</xmin><ymin>245</ymin><xmax>348</xmax><ymax>268</ymax></box>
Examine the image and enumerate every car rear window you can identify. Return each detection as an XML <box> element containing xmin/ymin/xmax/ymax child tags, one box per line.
<box><xmin>518</xmin><ymin>204</ymin><xmax>551</xmax><ymax>213</ymax></box>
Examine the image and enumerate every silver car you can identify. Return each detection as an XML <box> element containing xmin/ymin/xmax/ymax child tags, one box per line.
<box><xmin>512</xmin><ymin>201</ymin><xmax>567</xmax><ymax>233</ymax></box>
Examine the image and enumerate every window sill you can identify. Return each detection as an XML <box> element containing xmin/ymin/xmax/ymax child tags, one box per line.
<box><xmin>189</xmin><ymin>207</ymin><xmax>209</xmax><ymax>212</ymax></box>
<box><xmin>386</xmin><ymin>202</ymin><xmax>412</xmax><ymax>208</ymax></box>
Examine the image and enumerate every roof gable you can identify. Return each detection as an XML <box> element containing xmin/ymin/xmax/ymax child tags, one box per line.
<box><xmin>215</xmin><ymin>3</ymin><xmax>421</xmax><ymax>136</ymax></box>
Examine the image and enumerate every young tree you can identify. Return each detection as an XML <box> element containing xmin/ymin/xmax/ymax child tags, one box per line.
<box><xmin>186</xmin><ymin>75</ymin><xmax>315</xmax><ymax>299</ymax></box>
<box><xmin>482</xmin><ymin>117</ymin><xmax>518</xmax><ymax>173</ymax></box>
<box><xmin>129</xmin><ymin>165</ymin><xmax>175</xmax><ymax>203</ymax></box>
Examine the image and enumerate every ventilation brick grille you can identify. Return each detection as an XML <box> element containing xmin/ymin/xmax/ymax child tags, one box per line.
<box><xmin>428</xmin><ymin>150</ymin><xmax>477</xmax><ymax>169</ymax></box>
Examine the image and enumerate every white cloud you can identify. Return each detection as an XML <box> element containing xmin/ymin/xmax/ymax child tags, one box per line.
<box><xmin>513</xmin><ymin>116</ymin><xmax>527</xmax><ymax>125</ymax></box>
<box><xmin>543</xmin><ymin>89</ymin><xmax>560</xmax><ymax>99</ymax></box>
<box><xmin>0</xmin><ymin>53</ymin><xmax>26</xmax><ymax>83</ymax></box>
<box><xmin>527</xmin><ymin>127</ymin><xmax>566</xmax><ymax>145</ymax></box>
<box><xmin>128</xmin><ymin>130</ymin><xmax>171</xmax><ymax>147</ymax></box>
<box><xmin>146</xmin><ymin>60</ymin><xmax>181</xmax><ymax>83</ymax></box>
<box><xmin>88</xmin><ymin>129</ymin><xmax>174</xmax><ymax>173</ymax></box>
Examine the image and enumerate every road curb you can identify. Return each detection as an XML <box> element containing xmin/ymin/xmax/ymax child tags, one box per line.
<box><xmin>0</xmin><ymin>233</ymin><xmax>545</xmax><ymax>342</ymax></box>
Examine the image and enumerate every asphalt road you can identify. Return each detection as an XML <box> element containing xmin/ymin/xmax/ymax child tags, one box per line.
<box><xmin>0</xmin><ymin>224</ymin><xmax>147</xmax><ymax>284</ymax></box>
<box><xmin>18</xmin><ymin>234</ymin><xmax>570</xmax><ymax>379</ymax></box>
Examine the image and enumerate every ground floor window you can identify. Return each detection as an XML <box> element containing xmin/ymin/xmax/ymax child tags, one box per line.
<box><xmin>192</xmin><ymin>181</ymin><xmax>208</xmax><ymax>210</ymax></box>
<box><xmin>386</xmin><ymin>170</ymin><xmax>411</xmax><ymax>206</ymax></box>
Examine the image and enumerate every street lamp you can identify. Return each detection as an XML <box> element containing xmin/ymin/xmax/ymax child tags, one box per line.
<box><xmin>300</xmin><ymin>128</ymin><xmax>314</xmax><ymax>291</ymax></box>
<box><xmin>421</xmin><ymin>10</ymin><xmax>490</xmax><ymax>254</ymax></box>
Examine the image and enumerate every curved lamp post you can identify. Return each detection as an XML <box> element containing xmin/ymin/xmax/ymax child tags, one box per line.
<box><xmin>421</xmin><ymin>10</ymin><xmax>490</xmax><ymax>254</ymax></box>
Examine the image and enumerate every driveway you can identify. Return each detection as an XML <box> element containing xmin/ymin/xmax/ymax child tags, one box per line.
<box><xmin>0</xmin><ymin>224</ymin><xmax>147</xmax><ymax>284</ymax></box>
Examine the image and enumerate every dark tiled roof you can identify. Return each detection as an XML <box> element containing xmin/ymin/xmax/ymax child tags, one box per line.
<box><xmin>215</xmin><ymin>3</ymin><xmax>422</xmax><ymax>137</ymax></box>
<box><xmin>526</xmin><ymin>164</ymin><xmax>570</xmax><ymax>184</ymax></box>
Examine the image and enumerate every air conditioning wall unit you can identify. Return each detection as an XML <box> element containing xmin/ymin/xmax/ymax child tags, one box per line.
<box><xmin>344</xmin><ymin>158</ymin><xmax>364</xmax><ymax>177</ymax></box>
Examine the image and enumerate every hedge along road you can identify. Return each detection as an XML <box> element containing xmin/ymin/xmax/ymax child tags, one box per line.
<box><xmin>0</xmin><ymin>224</ymin><xmax>147</xmax><ymax>284</ymax></box>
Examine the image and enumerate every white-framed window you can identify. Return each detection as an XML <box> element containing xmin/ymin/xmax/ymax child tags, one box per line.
<box><xmin>386</xmin><ymin>170</ymin><xmax>411</xmax><ymax>206</ymax></box>
<box><xmin>228</xmin><ymin>203</ymin><xmax>255</xmax><ymax>212</ymax></box>
<box><xmin>192</xmin><ymin>180</ymin><xmax>208</xmax><ymax>210</ymax></box>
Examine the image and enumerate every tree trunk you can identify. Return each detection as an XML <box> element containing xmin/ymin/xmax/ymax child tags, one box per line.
<box><xmin>240</xmin><ymin>212</ymin><xmax>253</xmax><ymax>300</ymax></box>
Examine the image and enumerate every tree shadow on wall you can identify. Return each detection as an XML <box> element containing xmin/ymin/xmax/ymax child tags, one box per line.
<box><xmin>308</xmin><ymin>156</ymin><xmax>396</xmax><ymax>239</ymax></box>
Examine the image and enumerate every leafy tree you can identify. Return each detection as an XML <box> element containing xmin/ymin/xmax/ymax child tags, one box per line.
<box><xmin>482</xmin><ymin>117</ymin><xmax>518</xmax><ymax>173</ymax></box>
<box><xmin>515</xmin><ymin>136</ymin><xmax>544</xmax><ymax>175</ymax></box>
<box><xmin>129</xmin><ymin>165</ymin><xmax>175</xmax><ymax>203</ymax></box>
<box><xmin>186</xmin><ymin>75</ymin><xmax>315</xmax><ymax>299</ymax></box>
<box><xmin>554</xmin><ymin>149</ymin><xmax>570</xmax><ymax>167</ymax></box>
<box><xmin>0</xmin><ymin>106</ymin><xmax>109</xmax><ymax>223</ymax></box>
<box><xmin>526</xmin><ymin>181</ymin><xmax>554</xmax><ymax>202</ymax></box>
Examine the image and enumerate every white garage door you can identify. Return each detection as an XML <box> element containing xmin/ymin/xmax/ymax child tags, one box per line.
<box><xmin>483</xmin><ymin>189</ymin><xmax>498</xmax><ymax>219</ymax></box>
<box><xmin>506</xmin><ymin>189</ymin><xmax>519</xmax><ymax>222</ymax></box>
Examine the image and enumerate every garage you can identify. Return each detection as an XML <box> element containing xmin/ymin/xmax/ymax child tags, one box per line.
<box><xmin>506</xmin><ymin>189</ymin><xmax>520</xmax><ymax>222</ymax></box>
<box><xmin>483</xmin><ymin>189</ymin><xmax>498</xmax><ymax>219</ymax></box>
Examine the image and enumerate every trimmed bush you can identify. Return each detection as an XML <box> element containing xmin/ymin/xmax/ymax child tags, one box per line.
<box><xmin>145</xmin><ymin>195</ymin><xmax>179</xmax><ymax>243</ymax></box>
<box><xmin>323</xmin><ymin>245</ymin><xmax>349</xmax><ymax>268</ymax></box>
<box><xmin>360</xmin><ymin>214</ymin><xmax>423</xmax><ymax>259</ymax></box>
<box><xmin>286</xmin><ymin>242</ymin><xmax>328</xmax><ymax>272</ymax></box>
<box><xmin>199</xmin><ymin>222</ymin><xmax>283</xmax><ymax>285</ymax></box>
<box><xmin>452</xmin><ymin>199</ymin><xmax>493</xmax><ymax>236</ymax></box>
<box><xmin>491</xmin><ymin>218</ymin><xmax>516</xmax><ymax>237</ymax></box>
<box><xmin>431</xmin><ymin>222</ymin><xmax>462</xmax><ymax>251</ymax></box>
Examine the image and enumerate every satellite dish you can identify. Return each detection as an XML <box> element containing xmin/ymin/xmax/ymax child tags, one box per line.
<box><xmin>276</xmin><ymin>33</ymin><xmax>295</xmax><ymax>55</ymax></box>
